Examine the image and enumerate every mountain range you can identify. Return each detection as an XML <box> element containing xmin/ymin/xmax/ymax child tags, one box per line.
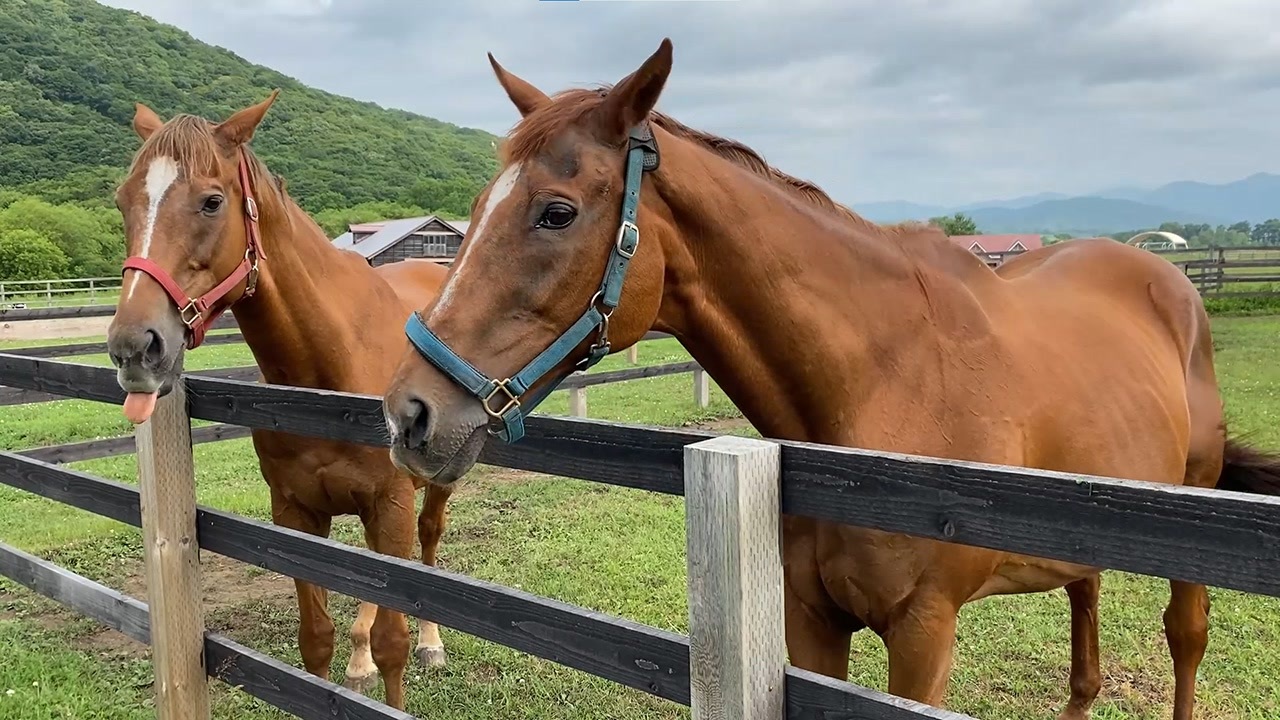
<box><xmin>852</xmin><ymin>172</ymin><xmax>1280</xmax><ymax>235</ymax></box>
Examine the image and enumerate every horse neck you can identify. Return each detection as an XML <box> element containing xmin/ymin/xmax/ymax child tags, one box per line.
<box><xmin>649</xmin><ymin>142</ymin><xmax>997</xmax><ymax>444</ymax></box>
<box><xmin>231</xmin><ymin>195</ymin><xmax>401</xmax><ymax>390</ymax></box>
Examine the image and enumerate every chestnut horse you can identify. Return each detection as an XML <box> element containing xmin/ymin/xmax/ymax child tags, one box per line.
<box><xmin>379</xmin><ymin>40</ymin><xmax>1280</xmax><ymax>719</ymax></box>
<box><xmin>106</xmin><ymin>92</ymin><xmax>457</xmax><ymax>710</ymax></box>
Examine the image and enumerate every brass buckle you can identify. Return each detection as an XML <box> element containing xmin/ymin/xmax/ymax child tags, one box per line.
<box><xmin>579</xmin><ymin>293</ymin><xmax>613</xmax><ymax>368</ymax></box>
<box><xmin>243</xmin><ymin>248</ymin><xmax>261</xmax><ymax>297</ymax></box>
<box><xmin>482</xmin><ymin>379</ymin><xmax>520</xmax><ymax>419</ymax></box>
<box><xmin>179</xmin><ymin>300</ymin><xmax>202</xmax><ymax>329</ymax></box>
<box><xmin>615</xmin><ymin>220</ymin><xmax>639</xmax><ymax>259</ymax></box>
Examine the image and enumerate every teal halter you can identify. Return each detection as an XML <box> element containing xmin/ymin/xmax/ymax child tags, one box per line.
<box><xmin>403</xmin><ymin>123</ymin><xmax>659</xmax><ymax>443</ymax></box>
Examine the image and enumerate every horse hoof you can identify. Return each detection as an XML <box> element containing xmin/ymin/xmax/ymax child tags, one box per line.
<box><xmin>342</xmin><ymin>671</ymin><xmax>380</xmax><ymax>695</ymax></box>
<box><xmin>415</xmin><ymin>645</ymin><xmax>447</xmax><ymax>668</ymax></box>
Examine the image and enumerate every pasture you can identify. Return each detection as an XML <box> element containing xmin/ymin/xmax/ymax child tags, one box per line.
<box><xmin>0</xmin><ymin>318</ymin><xmax>1278</xmax><ymax>719</ymax></box>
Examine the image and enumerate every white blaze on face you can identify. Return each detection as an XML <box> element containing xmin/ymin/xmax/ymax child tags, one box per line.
<box><xmin>430</xmin><ymin>162</ymin><xmax>522</xmax><ymax>319</ymax></box>
<box><xmin>123</xmin><ymin>156</ymin><xmax>180</xmax><ymax>299</ymax></box>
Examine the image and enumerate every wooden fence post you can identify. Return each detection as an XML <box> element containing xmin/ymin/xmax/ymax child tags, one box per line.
<box><xmin>693</xmin><ymin>367</ymin><xmax>710</xmax><ymax>409</ymax></box>
<box><xmin>627</xmin><ymin>345</ymin><xmax>639</xmax><ymax>364</ymax></box>
<box><xmin>684</xmin><ymin>436</ymin><xmax>785</xmax><ymax>720</ymax></box>
<box><xmin>568</xmin><ymin>387</ymin><xmax>588</xmax><ymax>417</ymax></box>
<box><xmin>135</xmin><ymin>380</ymin><xmax>210</xmax><ymax>719</ymax></box>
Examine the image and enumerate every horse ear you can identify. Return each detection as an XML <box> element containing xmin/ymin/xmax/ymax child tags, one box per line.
<box><xmin>596</xmin><ymin>38</ymin><xmax>673</xmax><ymax>143</ymax></box>
<box><xmin>133</xmin><ymin>103</ymin><xmax>164</xmax><ymax>140</ymax></box>
<box><xmin>215</xmin><ymin>89</ymin><xmax>280</xmax><ymax>146</ymax></box>
<box><xmin>488</xmin><ymin>53</ymin><xmax>550</xmax><ymax>117</ymax></box>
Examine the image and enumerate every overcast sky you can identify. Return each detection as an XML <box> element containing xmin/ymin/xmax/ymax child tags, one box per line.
<box><xmin>101</xmin><ymin>0</ymin><xmax>1280</xmax><ymax>208</ymax></box>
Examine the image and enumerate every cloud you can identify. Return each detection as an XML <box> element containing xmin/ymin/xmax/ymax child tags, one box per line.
<box><xmin>101</xmin><ymin>0</ymin><xmax>1280</xmax><ymax>207</ymax></box>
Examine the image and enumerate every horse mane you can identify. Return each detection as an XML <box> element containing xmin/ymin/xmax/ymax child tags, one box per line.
<box><xmin>501</xmin><ymin>87</ymin><xmax>932</xmax><ymax>238</ymax></box>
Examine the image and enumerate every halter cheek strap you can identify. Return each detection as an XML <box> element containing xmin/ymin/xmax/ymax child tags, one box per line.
<box><xmin>404</xmin><ymin>123</ymin><xmax>659</xmax><ymax>443</ymax></box>
<box><xmin>121</xmin><ymin>145</ymin><xmax>265</xmax><ymax>349</ymax></box>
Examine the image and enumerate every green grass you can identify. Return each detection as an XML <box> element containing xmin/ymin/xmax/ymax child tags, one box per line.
<box><xmin>1</xmin><ymin>325</ymin><xmax>1279</xmax><ymax>719</ymax></box>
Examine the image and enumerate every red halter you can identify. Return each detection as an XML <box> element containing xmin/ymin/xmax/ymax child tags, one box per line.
<box><xmin>121</xmin><ymin>146</ymin><xmax>266</xmax><ymax>349</ymax></box>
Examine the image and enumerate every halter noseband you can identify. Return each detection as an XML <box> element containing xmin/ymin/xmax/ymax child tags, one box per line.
<box><xmin>121</xmin><ymin>145</ymin><xmax>266</xmax><ymax>349</ymax></box>
<box><xmin>403</xmin><ymin>123</ymin><xmax>660</xmax><ymax>444</ymax></box>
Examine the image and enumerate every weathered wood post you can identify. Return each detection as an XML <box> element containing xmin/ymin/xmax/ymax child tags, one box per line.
<box><xmin>135</xmin><ymin>380</ymin><xmax>210</xmax><ymax>718</ymax></box>
<box><xmin>627</xmin><ymin>345</ymin><xmax>639</xmax><ymax>364</ymax></box>
<box><xmin>693</xmin><ymin>367</ymin><xmax>710</xmax><ymax>409</ymax></box>
<box><xmin>568</xmin><ymin>387</ymin><xmax>588</xmax><ymax>417</ymax></box>
<box><xmin>684</xmin><ymin>436</ymin><xmax>785</xmax><ymax>720</ymax></box>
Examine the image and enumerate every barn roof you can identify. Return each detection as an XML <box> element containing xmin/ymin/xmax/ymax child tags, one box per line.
<box><xmin>953</xmin><ymin>234</ymin><xmax>1044</xmax><ymax>253</ymax></box>
<box><xmin>330</xmin><ymin>215</ymin><xmax>468</xmax><ymax>259</ymax></box>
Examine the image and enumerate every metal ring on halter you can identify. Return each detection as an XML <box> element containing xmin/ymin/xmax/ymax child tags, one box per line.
<box><xmin>482</xmin><ymin>379</ymin><xmax>520</xmax><ymax>419</ymax></box>
<box><xmin>178</xmin><ymin>300</ymin><xmax>202</xmax><ymax>329</ymax></box>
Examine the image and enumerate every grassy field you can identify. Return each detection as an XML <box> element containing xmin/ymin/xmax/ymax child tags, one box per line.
<box><xmin>1</xmin><ymin>322</ymin><xmax>1279</xmax><ymax>719</ymax></box>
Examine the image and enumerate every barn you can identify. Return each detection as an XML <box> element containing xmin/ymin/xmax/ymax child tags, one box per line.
<box><xmin>330</xmin><ymin>215</ymin><xmax>471</xmax><ymax>267</ymax></box>
<box><xmin>951</xmin><ymin>233</ymin><xmax>1045</xmax><ymax>267</ymax></box>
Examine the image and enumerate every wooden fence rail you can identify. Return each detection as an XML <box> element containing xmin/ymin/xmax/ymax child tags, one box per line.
<box><xmin>1</xmin><ymin>351</ymin><xmax>1278</xmax><ymax>719</ymax></box>
<box><xmin>979</xmin><ymin>246</ymin><xmax>1280</xmax><ymax>297</ymax></box>
<box><xmin>0</xmin><ymin>329</ymin><xmax>678</xmax><ymax>407</ymax></box>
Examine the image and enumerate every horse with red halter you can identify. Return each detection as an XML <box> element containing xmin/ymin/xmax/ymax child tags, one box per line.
<box><xmin>107</xmin><ymin>92</ymin><xmax>457</xmax><ymax>710</ymax></box>
<box><xmin>378</xmin><ymin>39</ymin><xmax>1280</xmax><ymax>719</ymax></box>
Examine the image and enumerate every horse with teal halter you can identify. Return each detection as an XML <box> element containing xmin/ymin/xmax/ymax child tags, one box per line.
<box><xmin>403</xmin><ymin>123</ymin><xmax>659</xmax><ymax>442</ymax></box>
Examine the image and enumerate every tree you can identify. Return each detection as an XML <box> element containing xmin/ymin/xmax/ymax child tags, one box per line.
<box><xmin>313</xmin><ymin>201</ymin><xmax>429</xmax><ymax>238</ymax></box>
<box><xmin>0</xmin><ymin>228</ymin><xmax>70</xmax><ymax>281</ymax></box>
<box><xmin>929</xmin><ymin>212</ymin><xmax>979</xmax><ymax>236</ymax></box>
<box><xmin>0</xmin><ymin>195</ymin><xmax>122</xmax><ymax>277</ymax></box>
<box><xmin>1252</xmin><ymin>219</ymin><xmax>1280</xmax><ymax>246</ymax></box>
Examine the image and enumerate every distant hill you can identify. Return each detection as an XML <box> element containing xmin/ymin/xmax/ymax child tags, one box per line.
<box><xmin>958</xmin><ymin>191</ymin><xmax>1070</xmax><ymax>212</ymax></box>
<box><xmin>855</xmin><ymin>173</ymin><xmax>1280</xmax><ymax>233</ymax></box>
<box><xmin>965</xmin><ymin>197</ymin><xmax>1223</xmax><ymax>235</ymax></box>
<box><xmin>0</xmin><ymin>0</ymin><xmax>499</xmax><ymax>214</ymax></box>
<box><xmin>850</xmin><ymin>200</ymin><xmax>950</xmax><ymax>222</ymax></box>
<box><xmin>1095</xmin><ymin>173</ymin><xmax>1280</xmax><ymax>224</ymax></box>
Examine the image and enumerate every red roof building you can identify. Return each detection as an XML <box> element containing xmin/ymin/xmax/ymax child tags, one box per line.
<box><xmin>951</xmin><ymin>234</ymin><xmax>1045</xmax><ymax>254</ymax></box>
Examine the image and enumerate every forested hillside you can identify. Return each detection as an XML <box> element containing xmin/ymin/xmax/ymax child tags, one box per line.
<box><xmin>0</xmin><ymin>0</ymin><xmax>500</xmax><ymax>279</ymax></box>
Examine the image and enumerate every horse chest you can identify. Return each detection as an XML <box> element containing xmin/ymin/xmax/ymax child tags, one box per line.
<box><xmin>806</xmin><ymin>523</ymin><xmax>941</xmax><ymax>630</ymax></box>
<box><xmin>254</xmin><ymin>434</ymin><xmax>396</xmax><ymax>516</ymax></box>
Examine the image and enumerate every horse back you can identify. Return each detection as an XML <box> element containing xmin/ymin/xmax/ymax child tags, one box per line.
<box><xmin>372</xmin><ymin>259</ymin><xmax>451</xmax><ymax>312</ymax></box>
<box><xmin>990</xmin><ymin>238</ymin><xmax>1214</xmax><ymax>484</ymax></box>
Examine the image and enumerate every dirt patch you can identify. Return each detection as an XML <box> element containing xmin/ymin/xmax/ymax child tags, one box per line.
<box><xmin>120</xmin><ymin>553</ymin><xmax>295</xmax><ymax>620</ymax></box>
<box><xmin>74</xmin><ymin>626</ymin><xmax>147</xmax><ymax>660</ymax></box>
<box><xmin>685</xmin><ymin>416</ymin><xmax>753</xmax><ymax>434</ymax></box>
<box><xmin>1</xmin><ymin>589</ymin><xmax>149</xmax><ymax>660</ymax></box>
<box><xmin>1104</xmin><ymin>665</ymin><xmax>1174</xmax><ymax>709</ymax></box>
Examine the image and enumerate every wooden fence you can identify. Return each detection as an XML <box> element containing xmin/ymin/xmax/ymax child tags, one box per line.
<box><xmin>979</xmin><ymin>245</ymin><xmax>1280</xmax><ymax>297</ymax></box>
<box><xmin>0</xmin><ymin>330</ymin><xmax>703</xmax><ymax>464</ymax></box>
<box><xmin>1</xmin><ymin>351</ymin><xmax>1278</xmax><ymax>719</ymax></box>
<box><xmin>0</xmin><ymin>276</ymin><xmax>122</xmax><ymax>310</ymax></box>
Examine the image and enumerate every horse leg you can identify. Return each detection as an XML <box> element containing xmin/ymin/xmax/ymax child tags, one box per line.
<box><xmin>783</xmin><ymin>579</ymin><xmax>855</xmax><ymax>678</ymax></box>
<box><xmin>365</xmin><ymin>486</ymin><xmax>415</xmax><ymax>711</ymax></box>
<box><xmin>883</xmin><ymin>593</ymin><xmax>960</xmax><ymax>707</ymax></box>
<box><xmin>342</xmin><ymin>601</ymin><xmax>380</xmax><ymax>694</ymax></box>
<box><xmin>1059</xmin><ymin>575</ymin><xmax>1102</xmax><ymax>720</ymax></box>
<box><xmin>413</xmin><ymin>483</ymin><xmax>452</xmax><ymax>669</ymax></box>
<box><xmin>271</xmin><ymin>495</ymin><xmax>336</xmax><ymax>679</ymax></box>
<box><xmin>1164</xmin><ymin>581</ymin><xmax>1209</xmax><ymax>720</ymax></box>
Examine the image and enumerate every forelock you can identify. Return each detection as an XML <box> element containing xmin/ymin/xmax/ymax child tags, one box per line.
<box><xmin>129</xmin><ymin>114</ymin><xmax>224</xmax><ymax>180</ymax></box>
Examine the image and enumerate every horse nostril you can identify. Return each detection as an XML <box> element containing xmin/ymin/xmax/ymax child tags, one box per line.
<box><xmin>403</xmin><ymin>398</ymin><xmax>431</xmax><ymax>450</ymax></box>
<box><xmin>142</xmin><ymin>329</ymin><xmax>165</xmax><ymax>367</ymax></box>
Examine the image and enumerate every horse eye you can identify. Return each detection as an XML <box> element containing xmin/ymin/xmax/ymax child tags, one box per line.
<box><xmin>537</xmin><ymin>203</ymin><xmax>576</xmax><ymax>230</ymax></box>
<box><xmin>201</xmin><ymin>195</ymin><xmax>224</xmax><ymax>215</ymax></box>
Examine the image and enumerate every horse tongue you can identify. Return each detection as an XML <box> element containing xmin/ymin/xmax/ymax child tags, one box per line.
<box><xmin>122</xmin><ymin>392</ymin><xmax>158</xmax><ymax>424</ymax></box>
